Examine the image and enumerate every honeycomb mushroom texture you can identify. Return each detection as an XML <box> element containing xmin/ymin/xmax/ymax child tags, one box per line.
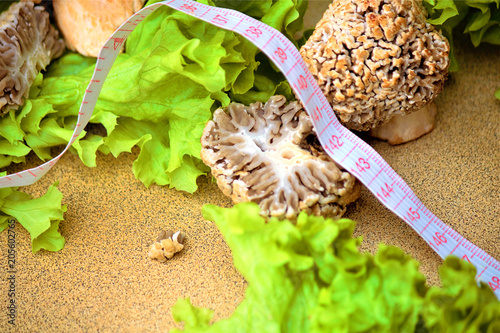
<box><xmin>201</xmin><ymin>95</ymin><xmax>361</xmax><ymax>220</ymax></box>
<box><xmin>300</xmin><ymin>0</ymin><xmax>450</xmax><ymax>131</ymax></box>
<box><xmin>0</xmin><ymin>1</ymin><xmax>65</xmax><ymax>115</ymax></box>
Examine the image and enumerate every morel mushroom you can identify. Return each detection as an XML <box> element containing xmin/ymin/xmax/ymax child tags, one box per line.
<box><xmin>0</xmin><ymin>1</ymin><xmax>65</xmax><ymax>115</ymax></box>
<box><xmin>300</xmin><ymin>0</ymin><xmax>449</xmax><ymax>137</ymax></box>
<box><xmin>201</xmin><ymin>95</ymin><xmax>361</xmax><ymax>220</ymax></box>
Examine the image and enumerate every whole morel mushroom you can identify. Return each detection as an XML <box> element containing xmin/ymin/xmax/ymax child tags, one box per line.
<box><xmin>300</xmin><ymin>0</ymin><xmax>450</xmax><ymax>141</ymax></box>
<box><xmin>201</xmin><ymin>95</ymin><xmax>361</xmax><ymax>220</ymax></box>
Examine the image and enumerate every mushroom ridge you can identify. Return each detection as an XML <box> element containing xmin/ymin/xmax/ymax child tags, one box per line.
<box><xmin>201</xmin><ymin>95</ymin><xmax>361</xmax><ymax>220</ymax></box>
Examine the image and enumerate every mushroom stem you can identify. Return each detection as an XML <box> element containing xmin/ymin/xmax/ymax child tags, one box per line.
<box><xmin>369</xmin><ymin>102</ymin><xmax>437</xmax><ymax>145</ymax></box>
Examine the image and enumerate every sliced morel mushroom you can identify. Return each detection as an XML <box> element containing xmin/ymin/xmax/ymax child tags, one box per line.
<box><xmin>201</xmin><ymin>95</ymin><xmax>361</xmax><ymax>220</ymax></box>
<box><xmin>300</xmin><ymin>0</ymin><xmax>450</xmax><ymax>131</ymax></box>
<box><xmin>0</xmin><ymin>1</ymin><xmax>65</xmax><ymax>115</ymax></box>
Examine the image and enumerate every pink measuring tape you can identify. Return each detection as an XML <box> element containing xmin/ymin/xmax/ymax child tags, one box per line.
<box><xmin>1</xmin><ymin>0</ymin><xmax>499</xmax><ymax>297</ymax></box>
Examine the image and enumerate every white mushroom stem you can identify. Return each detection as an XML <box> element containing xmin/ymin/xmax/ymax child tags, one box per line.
<box><xmin>172</xmin><ymin>230</ymin><xmax>181</xmax><ymax>243</ymax></box>
<box><xmin>369</xmin><ymin>102</ymin><xmax>437</xmax><ymax>145</ymax></box>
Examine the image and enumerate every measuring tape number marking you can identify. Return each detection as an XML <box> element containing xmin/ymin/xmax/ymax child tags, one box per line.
<box><xmin>0</xmin><ymin>0</ymin><xmax>498</xmax><ymax>298</ymax></box>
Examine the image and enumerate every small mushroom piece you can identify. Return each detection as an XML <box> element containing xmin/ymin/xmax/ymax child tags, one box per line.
<box><xmin>201</xmin><ymin>95</ymin><xmax>361</xmax><ymax>220</ymax></box>
<box><xmin>148</xmin><ymin>242</ymin><xmax>167</xmax><ymax>262</ymax></box>
<box><xmin>0</xmin><ymin>1</ymin><xmax>65</xmax><ymax>115</ymax></box>
<box><xmin>148</xmin><ymin>230</ymin><xmax>185</xmax><ymax>262</ymax></box>
<box><xmin>300</xmin><ymin>0</ymin><xmax>450</xmax><ymax>132</ymax></box>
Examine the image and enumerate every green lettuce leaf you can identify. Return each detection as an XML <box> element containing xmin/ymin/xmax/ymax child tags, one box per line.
<box><xmin>424</xmin><ymin>0</ymin><xmax>500</xmax><ymax>71</ymax></box>
<box><xmin>421</xmin><ymin>257</ymin><xmax>500</xmax><ymax>332</ymax></box>
<box><xmin>0</xmin><ymin>0</ymin><xmax>309</xmax><ymax>193</ymax></box>
<box><xmin>0</xmin><ymin>180</ymin><xmax>67</xmax><ymax>253</ymax></box>
<box><xmin>169</xmin><ymin>203</ymin><xmax>499</xmax><ymax>332</ymax></box>
<box><xmin>0</xmin><ymin>1</ymin><xmax>14</xmax><ymax>13</ymax></box>
<box><xmin>172</xmin><ymin>298</ymin><xmax>214</xmax><ymax>330</ymax></box>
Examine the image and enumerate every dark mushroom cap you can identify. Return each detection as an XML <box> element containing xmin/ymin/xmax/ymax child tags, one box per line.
<box><xmin>201</xmin><ymin>95</ymin><xmax>361</xmax><ymax>220</ymax></box>
<box><xmin>300</xmin><ymin>0</ymin><xmax>450</xmax><ymax>131</ymax></box>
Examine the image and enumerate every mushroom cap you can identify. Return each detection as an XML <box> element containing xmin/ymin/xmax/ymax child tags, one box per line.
<box><xmin>201</xmin><ymin>95</ymin><xmax>361</xmax><ymax>220</ymax></box>
<box><xmin>300</xmin><ymin>0</ymin><xmax>450</xmax><ymax>131</ymax></box>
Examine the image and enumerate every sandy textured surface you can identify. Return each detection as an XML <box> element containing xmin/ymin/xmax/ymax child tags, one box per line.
<box><xmin>1</xmin><ymin>2</ymin><xmax>499</xmax><ymax>332</ymax></box>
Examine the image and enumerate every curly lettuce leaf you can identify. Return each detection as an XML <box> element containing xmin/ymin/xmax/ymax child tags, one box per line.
<box><xmin>0</xmin><ymin>0</ymin><xmax>309</xmax><ymax>193</ymax></box>
<box><xmin>424</xmin><ymin>0</ymin><xmax>500</xmax><ymax>72</ymax></box>
<box><xmin>0</xmin><ymin>180</ymin><xmax>66</xmax><ymax>253</ymax></box>
<box><xmin>169</xmin><ymin>203</ymin><xmax>499</xmax><ymax>333</ymax></box>
<box><xmin>172</xmin><ymin>298</ymin><xmax>214</xmax><ymax>330</ymax></box>
<box><xmin>421</xmin><ymin>256</ymin><xmax>500</xmax><ymax>332</ymax></box>
<box><xmin>424</xmin><ymin>1</ymin><xmax>500</xmax><ymax>99</ymax></box>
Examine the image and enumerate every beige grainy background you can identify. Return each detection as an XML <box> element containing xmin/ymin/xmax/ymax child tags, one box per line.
<box><xmin>1</xmin><ymin>2</ymin><xmax>499</xmax><ymax>332</ymax></box>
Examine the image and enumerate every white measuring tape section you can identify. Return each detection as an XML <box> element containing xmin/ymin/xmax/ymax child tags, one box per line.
<box><xmin>0</xmin><ymin>0</ymin><xmax>498</xmax><ymax>297</ymax></box>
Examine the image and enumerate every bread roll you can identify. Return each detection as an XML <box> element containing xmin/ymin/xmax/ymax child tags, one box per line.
<box><xmin>53</xmin><ymin>0</ymin><xmax>146</xmax><ymax>57</ymax></box>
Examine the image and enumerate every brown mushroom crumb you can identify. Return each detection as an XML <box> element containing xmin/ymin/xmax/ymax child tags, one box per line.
<box><xmin>300</xmin><ymin>0</ymin><xmax>450</xmax><ymax>131</ymax></box>
<box><xmin>148</xmin><ymin>230</ymin><xmax>185</xmax><ymax>262</ymax></box>
<box><xmin>0</xmin><ymin>1</ymin><xmax>65</xmax><ymax>115</ymax></box>
<box><xmin>201</xmin><ymin>95</ymin><xmax>361</xmax><ymax>220</ymax></box>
